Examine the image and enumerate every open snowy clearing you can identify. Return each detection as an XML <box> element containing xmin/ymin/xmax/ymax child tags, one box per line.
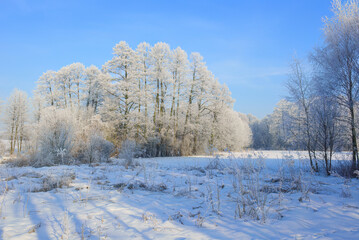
<box><xmin>0</xmin><ymin>151</ymin><xmax>359</xmax><ymax>240</ymax></box>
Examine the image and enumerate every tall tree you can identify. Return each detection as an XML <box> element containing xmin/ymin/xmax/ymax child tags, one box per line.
<box><xmin>287</xmin><ymin>58</ymin><xmax>318</xmax><ymax>172</ymax></box>
<box><xmin>311</xmin><ymin>0</ymin><xmax>359</xmax><ymax>169</ymax></box>
<box><xmin>103</xmin><ymin>41</ymin><xmax>139</xmax><ymax>142</ymax></box>
<box><xmin>56</xmin><ymin>63</ymin><xmax>85</xmax><ymax>109</ymax></box>
<box><xmin>4</xmin><ymin>89</ymin><xmax>28</xmax><ymax>155</ymax></box>
<box><xmin>83</xmin><ymin>65</ymin><xmax>107</xmax><ymax>113</ymax></box>
<box><xmin>36</xmin><ymin>70</ymin><xmax>58</xmax><ymax>107</ymax></box>
<box><xmin>169</xmin><ymin>47</ymin><xmax>188</xmax><ymax>149</ymax></box>
<box><xmin>150</xmin><ymin>42</ymin><xmax>171</xmax><ymax>136</ymax></box>
<box><xmin>136</xmin><ymin>42</ymin><xmax>153</xmax><ymax>141</ymax></box>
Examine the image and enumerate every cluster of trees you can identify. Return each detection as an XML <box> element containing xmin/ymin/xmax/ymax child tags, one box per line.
<box><xmin>248</xmin><ymin>100</ymin><xmax>294</xmax><ymax>151</ymax></box>
<box><xmin>0</xmin><ymin>41</ymin><xmax>251</xmax><ymax>164</ymax></box>
<box><xmin>250</xmin><ymin>0</ymin><xmax>359</xmax><ymax>175</ymax></box>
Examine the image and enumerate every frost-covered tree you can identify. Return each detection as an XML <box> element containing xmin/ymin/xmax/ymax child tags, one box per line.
<box><xmin>268</xmin><ymin>100</ymin><xmax>291</xmax><ymax>149</ymax></box>
<box><xmin>312</xmin><ymin>94</ymin><xmax>341</xmax><ymax>174</ymax></box>
<box><xmin>36</xmin><ymin>70</ymin><xmax>58</xmax><ymax>107</ymax></box>
<box><xmin>181</xmin><ymin>52</ymin><xmax>208</xmax><ymax>154</ymax></box>
<box><xmin>311</xmin><ymin>0</ymin><xmax>359</xmax><ymax>169</ymax></box>
<box><xmin>103</xmin><ymin>41</ymin><xmax>140</xmax><ymax>143</ymax></box>
<box><xmin>57</xmin><ymin>63</ymin><xmax>85</xmax><ymax>109</ymax></box>
<box><xmin>169</xmin><ymin>47</ymin><xmax>188</xmax><ymax>148</ymax></box>
<box><xmin>83</xmin><ymin>65</ymin><xmax>108</xmax><ymax>113</ymax></box>
<box><xmin>74</xmin><ymin>114</ymin><xmax>114</xmax><ymax>164</ymax></box>
<box><xmin>286</xmin><ymin>58</ymin><xmax>318</xmax><ymax>172</ymax></box>
<box><xmin>249</xmin><ymin>100</ymin><xmax>302</xmax><ymax>150</ymax></box>
<box><xmin>37</xmin><ymin>63</ymin><xmax>86</xmax><ymax>109</ymax></box>
<box><xmin>4</xmin><ymin>89</ymin><xmax>29</xmax><ymax>155</ymax></box>
<box><xmin>136</xmin><ymin>42</ymin><xmax>153</xmax><ymax>141</ymax></box>
<box><xmin>249</xmin><ymin>116</ymin><xmax>274</xmax><ymax>150</ymax></box>
<box><xmin>211</xmin><ymin>108</ymin><xmax>251</xmax><ymax>151</ymax></box>
<box><xmin>150</xmin><ymin>42</ymin><xmax>171</xmax><ymax>135</ymax></box>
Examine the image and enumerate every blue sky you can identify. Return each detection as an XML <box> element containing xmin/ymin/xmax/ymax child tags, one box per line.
<box><xmin>0</xmin><ymin>0</ymin><xmax>331</xmax><ymax>118</ymax></box>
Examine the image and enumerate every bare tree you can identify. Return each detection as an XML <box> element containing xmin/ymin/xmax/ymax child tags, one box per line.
<box><xmin>311</xmin><ymin>0</ymin><xmax>359</xmax><ymax>169</ymax></box>
<box><xmin>4</xmin><ymin>89</ymin><xmax>28</xmax><ymax>155</ymax></box>
<box><xmin>312</xmin><ymin>94</ymin><xmax>341</xmax><ymax>175</ymax></box>
<box><xmin>287</xmin><ymin>58</ymin><xmax>318</xmax><ymax>172</ymax></box>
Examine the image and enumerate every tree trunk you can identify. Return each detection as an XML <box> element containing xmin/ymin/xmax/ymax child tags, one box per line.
<box><xmin>349</xmin><ymin>103</ymin><xmax>358</xmax><ymax>170</ymax></box>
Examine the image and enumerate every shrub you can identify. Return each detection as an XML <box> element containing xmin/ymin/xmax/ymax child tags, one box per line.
<box><xmin>140</xmin><ymin>137</ymin><xmax>160</xmax><ymax>158</ymax></box>
<box><xmin>0</xmin><ymin>141</ymin><xmax>6</xmax><ymax>158</ymax></box>
<box><xmin>31</xmin><ymin>172</ymin><xmax>75</xmax><ymax>192</ymax></box>
<box><xmin>34</xmin><ymin>108</ymin><xmax>75</xmax><ymax>166</ymax></box>
<box><xmin>119</xmin><ymin>140</ymin><xmax>142</xmax><ymax>168</ymax></box>
<box><xmin>332</xmin><ymin>160</ymin><xmax>355</xmax><ymax>179</ymax></box>
<box><xmin>84</xmin><ymin>134</ymin><xmax>114</xmax><ymax>164</ymax></box>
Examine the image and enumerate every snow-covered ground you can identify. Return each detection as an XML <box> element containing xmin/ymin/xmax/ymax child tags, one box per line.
<box><xmin>0</xmin><ymin>151</ymin><xmax>358</xmax><ymax>239</ymax></box>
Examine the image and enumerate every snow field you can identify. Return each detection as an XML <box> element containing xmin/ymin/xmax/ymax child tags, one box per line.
<box><xmin>0</xmin><ymin>152</ymin><xmax>358</xmax><ymax>239</ymax></box>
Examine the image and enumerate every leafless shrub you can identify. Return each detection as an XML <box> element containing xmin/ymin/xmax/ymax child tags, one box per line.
<box><xmin>31</xmin><ymin>172</ymin><xmax>75</xmax><ymax>192</ymax></box>
<box><xmin>232</xmin><ymin>166</ymin><xmax>272</xmax><ymax>223</ymax></box>
<box><xmin>34</xmin><ymin>108</ymin><xmax>75</xmax><ymax>167</ymax></box>
<box><xmin>206</xmin><ymin>155</ymin><xmax>225</xmax><ymax>170</ymax></box>
<box><xmin>21</xmin><ymin>171</ymin><xmax>43</xmax><ymax>178</ymax></box>
<box><xmin>142</xmin><ymin>212</ymin><xmax>160</xmax><ymax>230</ymax></box>
<box><xmin>28</xmin><ymin>223</ymin><xmax>41</xmax><ymax>234</ymax></box>
<box><xmin>275</xmin><ymin>160</ymin><xmax>316</xmax><ymax>195</ymax></box>
<box><xmin>168</xmin><ymin>212</ymin><xmax>184</xmax><ymax>225</ymax></box>
<box><xmin>195</xmin><ymin>213</ymin><xmax>205</xmax><ymax>227</ymax></box>
<box><xmin>0</xmin><ymin>141</ymin><xmax>6</xmax><ymax>158</ymax></box>
<box><xmin>340</xmin><ymin>181</ymin><xmax>352</xmax><ymax>198</ymax></box>
<box><xmin>84</xmin><ymin>134</ymin><xmax>114</xmax><ymax>165</ymax></box>
<box><xmin>3</xmin><ymin>156</ymin><xmax>31</xmax><ymax>167</ymax></box>
<box><xmin>4</xmin><ymin>176</ymin><xmax>17</xmax><ymax>181</ymax></box>
<box><xmin>113</xmin><ymin>180</ymin><xmax>167</xmax><ymax>192</ymax></box>
<box><xmin>332</xmin><ymin>160</ymin><xmax>356</xmax><ymax>179</ymax></box>
<box><xmin>206</xmin><ymin>183</ymin><xmax>215</xmax><ymax>212</ymax></box>
<box><xmin>0</xmin><ymin>181</ymin><xmax>9</xmax><ymax>218</ymax></box>
<box><xmin>96</xmin><ymin>216</ymin><xmax>108</xmax><ymax>240</ymax></box>
<box><xmin>185</xmin><ymin>166</ymin><xmax>206</xmax><ymax>176</ymax></box>
<box><xmin>61</xmin><ymin>210</ymin><xmax>72</xmax><ymax>240</ymax></box>
<box><xmin>119</xmin><ymin>140</ymin><xmax>142</xmax><ymax>169</ymax></box>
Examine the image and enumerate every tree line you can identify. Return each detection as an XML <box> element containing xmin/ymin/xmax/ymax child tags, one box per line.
<box><xmin>0</xmin><ymin>42</ymin><xmax>251</xmax><ymax>165</ymax></box>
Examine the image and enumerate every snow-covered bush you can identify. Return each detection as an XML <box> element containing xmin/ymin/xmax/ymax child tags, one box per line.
<box><xmin>0</xmin><ymin>140</ymin><xmax>6</xmax><ymax>158</ymax></box>
<box><xmin>206</xmin><ymin>155</ymin><xmax>225</xmax><ymax>170</ymax></box>
<box><xmin>61</xmin><ymin>210</ymin><xmax>72</xmax><ymax>240</ymax></box>
<box><xmin>68</xmin><ymin>114</ymin><xmax>114</xmax><ymax>164</ymax></box>
<box><xmin>23</xmin><ymin>107</ymin><xmax>114</xmax><ymax>166</ymax></box>
<box><xmin>340</xmin><ymin>181</ymin><xmax>352</xmax><ymax>198</ymax></box>
<box><xmin>33</xmin><ymin>107</ymin><xmax>75</xmax><ymax>166</ymax></box>
<box><xmin>84</xmin><ymin>133</ymin><xmax>114</xmax><ymax>164</ymax></box>
<box><xmin>230</xmin><ymin>161</ymin><xmax>273</xmax><ymax>223</ymax></box>
<box><xmin>140</xmin><ymin>137</ymin><xmax>160</xmax><ymax>157</ymax></box>
<box><xmin>31</xmin><ymin>172</ymin><xmax>75</xmax><ymax>192</ymax></box>
<box><xmin>332</xmin><ymin>160</ymin><xmax>355</xmax><ymax>179</ymax></box>
<box><xmin>119</xmin><ymin>139</ymin><xmax>142</xmax><ymax>168</ymax></box>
